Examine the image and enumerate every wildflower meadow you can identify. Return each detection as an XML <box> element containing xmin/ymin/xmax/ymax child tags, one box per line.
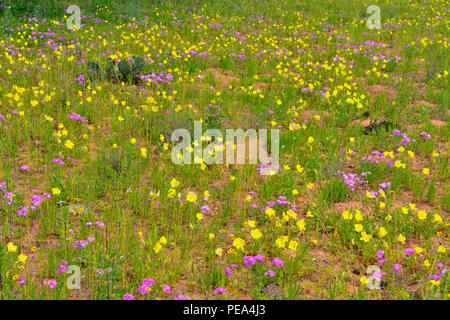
<box><xmin>0</xmin><ymin>0</ymin><xmax>448</xmax><ymax>302</ymax></box>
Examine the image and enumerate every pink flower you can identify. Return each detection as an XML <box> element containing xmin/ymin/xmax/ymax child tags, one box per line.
<box><xmin>213</xmin><ymin>287</ymin><xmax>227</xmax><ymax>295</ymax></box>
<box><xmin>272</xmin><ymin>258</ymin><xmax>284</xmax><ymax>268</ymax></box>
<box><xmin>162</xmin><ymin>284</ymin><xmax>171</xmax><ymax>294</ymax></box>
<box><xmin>174</xmin><ymin>294</ymin><xmax>191</xmax><ymax>300</ymax></box>
<box><xmin>42</xmin><ymin>279</ymin><xmax>57</xmax><ymax>289</ymax></box>
<box><xmin>264</xmin><ymin>269</ymin><xmax>275</xmax><ymax>277</ymax></box>
<box><xmin>123</xmin><ymin>293</ymin><xmax>135</xmax><ymax>300</ymax></box>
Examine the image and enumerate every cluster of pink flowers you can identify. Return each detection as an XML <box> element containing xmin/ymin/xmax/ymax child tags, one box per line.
<box><xmin>68</xmin><ymin>112</ymin><xmax>87</xmax><ymax>122</ymax></box>
<box><xmin>56</xmin><ymin>260</ymin><xmax>69</xmax><ymax>273</ymax></box>
<box><xmin>138</xmin><ymin>278</ymin><xmax>155</xmax><ymax>295</ymax></box>
<box><xmin>243</xmin><ymin>254</ymin><xmax>265</xmax><ymax>268</ymax></box>
<box><xmin>213</xmin><ymin>287</ymin><xmax>227</xmax><ymax>295</ymax></box>
<box><xmin>42</xmin><ymin>279</ymin><xmax>57</xmax><ymax>289</ymax></box>
<box><xmin>173</xmin><ymin>294</ymin><xmax>191</xmax><ymax>300</ymax></box>
<box><xmin>272</xmin><ymin>258</ymin><xmax>284</xmax><ymax>268</ymax></box>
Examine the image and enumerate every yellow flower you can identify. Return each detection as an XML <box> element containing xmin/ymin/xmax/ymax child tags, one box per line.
<box><xmin>247</xmin><ymin>220</ymin><xmax>256</xmax><ymax>228</ymax></box>
<box><xmin>407</xmin><ymin>150</ymin><xmax>414</xmax><ymax>158</ymax></box>
<box><xmin>18</xmin><ymin>253</ymin><xmax>28</xmax><ymax>264</ymax></box>
<box><xmin>250</xmin><ymin>229</ymin><xmax>262</xmax><ymax>239</ymax></box>
<box><xmin>397</xmin><ymin>234</ymin><xmax>406</xmax><ymax>244</ymax></box>
<box><xmin>379</xmin><ymin>202</ymin><xmax>385</xmax><ymax>209</ymax></box>
<box><xmin>52</xmin><ymin>188</ymin><xmax>61</xmax><ymax>196</ymax></box>
<box><xmin>158</xmin><ymin>236</ymin><xmax>167</xmax><ymax>245</ymax></box>
<box><xmin>233</xmin><ymin>238</ymin><xmax>245</xmax><ymax>250</ymax></box>
<box><xmin>7</xmin><ymin>242</ymin><xmax>17</xmax><ymax>253</ymax></box>
<box><xmin>424</xmin><ymin>259</ymin><xmax>430</xmax><ymax>268</ymax></box>
<box><xmin>360</xmin><ymin>231</ymin><xmax>372</xmax><ymax>242</ymax></box>
<box><xmin>422</xmin><ymin>168</ymin><xmax>430</xmax><ymax>175</ymax></box>
<box><xmin>208</xmin><ymin>233</ymin><xmax>215</xmax><ymax>240</ymax></box>
<box><xmin>430</xmin><ymin>279</ymin><xmax>440</xmax><ymax>286</ymax></box>
<box><xmin>401</xmin><ymin>207</ymin><xmax>408</xmax><ymax>215</ymax></box>
<box><xmin>64</xmin><ymin>139</ymin><xmax>74</xmax><ymax>149</ymax></box>
<box><xmin>140</xmin><ymin>147</ymin><xmax>147</xmax><ymax>158</ymax></box>
<box><xmin>297</xmin><ymin>219</ymin><xmax>306</xmax><ymax>231</ymax></box>
<box><xmin>355</xmin><ymin>210</ymin><xmax>363</xmax><ymax>222</ymax></box>
<box><xmin>275</xmin><ymin>236</ymin><xmax>288</xmax><ymax>248</ymax></box>
<box><xmin>292</xmin><ymin>189</ymin><xmax>299</xmax><ymax>196</ymax></box>
<box><xmin>288</xmin><ymin>240</ymin><xmax>298</xmax><ymax>251</ymax></box>
<box><xmin>137</xmin><ymin>231</ymin><xmax>143</xmax><ymax>239</ymax></box>
<box><xmin>296</xmin><ymin>164</ymin><xmax>304</xmax><ymax>173</ymax></box>
<box><xmin>153</xmin><ymin>242</ymin><xmax>162</xmax><ymax>253</ymax></box>
<box><xmin>170</xmin><ymin>178</ymin><xmax>180</xmax><ymax>188</ymax></box>
<box><xmin>265</xmin><ymin>207</ymin><xmax>275</xmax><ymax>217</ymax></box>
<box><xmin>365</xmin><ymin>191</ymin><xmax>374</xmax><ymax>199</ymax></box>
<box><xmin>215</xmin><ymin>248</ymin><xmax>223</xmax><ymax>256</ymax></box>
<box><xmin>196</xmin><ymin>213</ymin><xmax>203</xmax><ymax>221</ymax></box>
<box><xmin>433</xmin><ymin>214</ymin><xmax>442</xmax><ymax>224</ymax></box>
<box><xmin>360</xmin><ymin>277</ymin><xmax>368</xmax><ymax>285</ymax></box>
<box><xmin>308</xmin><ymin>136</ymin><xmax>314</xmax><ymax>143</ymax></box>
<box><xmin>438</xmin><ymin>245</ymin><xmax>446</xmax><ymax>253</ymax></box>
<box><xmin>186</xmin><ymin>191</ymin><xmax>197</xmax><ymax>203</ymax></box>
<box><xmin>130</xmin><ymin>138</ymin><xmax>136</xmax><ymax>144</ymax></box>
<box><xmin>378</xmin><ymin>227</ymin><xmax>388</xmax><ymax>238</ymax></box>
<box><xmin>342</xmin><ymin>210</ymin><xmax>353</xmax><ymax>220</ymax></box>
<box><xmin>354</xmin><ymin>224</ymin><xmax>363</xmax><ymax>233</ymax></box>
<box><xmin>417</xmin><ymin>210</ymin><xmax>427</xmax><ymax>220</ymax></box>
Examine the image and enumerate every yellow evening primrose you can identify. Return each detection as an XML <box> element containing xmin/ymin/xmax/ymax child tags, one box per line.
<box><xmin>360</xmin><ymin>231</ymin><xmax>372</xmax><ymax>242</ymax></box>
<box><xmin>354</xmin><ymin>224</ymin><xmax>363</xmax><ymax>233</ymax></box>
<box><xmin>378</xmin><ymin>227</ymin><xmax>388</xmax><ymax>238</ymax></box>
<box><xmin>275</xmin><ymin>236</ymin><xmax>288</xmax><ymax>248</ymax></box>
<box><xmin>297</xmin><ymin>219</ymin><xmax>306</xmax><ymax>231</ymax></box>
<box><xmin>355</xmin><ymin>210</ymin><xmax>363</xmax><ymax>221</ymax></box>
<box><xmin>422</xmin><ymin>168</ymin><xmax>430</xmax><ymax>175</ymax></box>
<box><xmin>342</xmin><ymin>210</ymin><xmax>353</xmax><ymax>220</ymax></box>
<box><xmin>52</xmin><ymin>188</ymin><xmax>61</xmax><ymax>196</ymax></box>
<box><xmin>417</xmin><ymin>210</ymin><xmax>427</xmax><ymax>220</ymax></box>
<box><xmin>233</xmin><ymin>238</ymin><xmax>245</xmax><ymax>250</ymax></box>
<box><xmin>433</xmin><ymin>214</ymin><xmax>442</xmax><ymax>224</ymax></box>
<box><xmin>288</xmin><ymin>240</ymin><xmax>298</xmax><ymax>251</ymax></box>
<box><xmin>140</xmin><ymin>147</ymin><xmax>147</xmax><ymax>158</ymax></box>
<box><xmin>18</xmin><ymin>253</ymin><xmax>28</xmax><ymax>264</ymax></box>
<box><xmin>186</xmin><ymin>191</ymin><xmax>197</xmax><ymax>203</ymax></box>
<box><xmin>153</xmin><ymin>242</ymin><xmax>162</xmax><ymax>253</ymax></box>
<box><xmin>247</xmin><ymin>220</ymin><xmax>256</xmax><ymax>228</ymax></box>
<box><xmin>65</xmin><ymin>139</ymin><xmax>74</xmax><ymax>149</ymax></box>
<box><xmin>196</xmin><ymin>213</ymin><xmax>203</xmax><ymax>221</ymax></box>
<box><xmin>265</xmin><ymin>207</ymin><xmax>275</xmax><ymax>217</ymax></box>
<box><xmin>250</xmin><ymin>229</ymin><xmax>262</xmax><ymax>240</ymax></box>
<box><xmin>397</xmin><ymin>234</ymin><xmax>406</xmax><ymax>244</ymax></box>
<box><xmin>438</xmin><ymin>245</ymin><xmax>446</xmax><ymax>253</ymax></box>
<box><xmin>215</xmin><ymin>248</ymin><xmax>223</xmax><ymax>256</ymax></box>
<box><xmin>7</xmin><ymin>242</ymin><xmax>17</xmax><ymax>253</ymax></box>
